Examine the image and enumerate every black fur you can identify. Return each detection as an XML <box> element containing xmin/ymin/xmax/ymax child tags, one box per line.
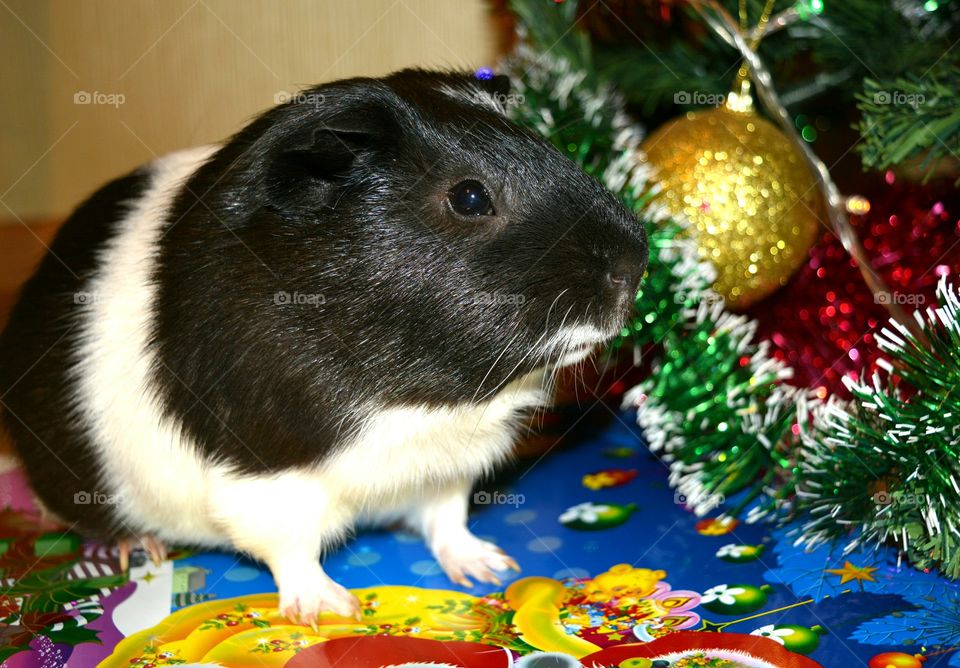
<box><xmin>0</xmin><ymin>169</ymin><xmax>150</xmax><ymax>536</ymax></box>
<box><xmin>1</xmin><ymin>70</ymin><xmax>647</xmax><ymax>532</ymax></box>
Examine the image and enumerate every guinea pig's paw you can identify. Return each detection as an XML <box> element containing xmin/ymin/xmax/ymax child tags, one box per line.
<box><xmin>276</xmin><ymin>567</ymin><xmax>362</xmax><ymax>627</ymax></box>
<box><xmin>435</xmin><ymin>534</ymin><xmax>520</xmax><ymax>588</ymax></box>
<box><xmin>116</xmin><ymin>534</ymin><xmax>168</xmax><ymax>571</ymax></box>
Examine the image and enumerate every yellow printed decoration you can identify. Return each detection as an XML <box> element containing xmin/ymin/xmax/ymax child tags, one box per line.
<box><xmin>99</xmin><ymin>567</ymin><xmax>702</xmax><ymax>666</ymax></box>
<box><xmin>99</xmin><ymin>588</ymin><xmax>494</xmax><ymax>667</ymax></box>
<box><xmin>824</xmin><ymin>561</ymin><xmax>879</xmax><ymax>585</ymax></box>
<box><xmin>584</xmin><ymin>564</ymin><xmax>666</xmax><ymax>603</ymax></box>
<box><xmin>505</xmin><ymin>577</ymin><xmax>601</xmax><ymax>658</ymax></box>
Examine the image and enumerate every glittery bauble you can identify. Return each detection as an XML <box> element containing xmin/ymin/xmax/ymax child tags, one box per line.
<box><xmin>643</xmin><ymin>107</ymin><xmax>821</xmax><ymax>307</ymax></box>
<box><xmin>868</xmin><ymin>651</ymin><xmax>925</xmax><ymax>668</ymax></box>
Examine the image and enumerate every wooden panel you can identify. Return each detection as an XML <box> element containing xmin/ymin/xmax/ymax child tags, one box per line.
<box><xmin>0</xmin><ymin>221</ymin><xmax>60</xmax><ymax>327</ymax></box>
<box><xmin>1</xmin><ymin>0</ymin><xmax>503</xmax><ymax>219</ymax></box>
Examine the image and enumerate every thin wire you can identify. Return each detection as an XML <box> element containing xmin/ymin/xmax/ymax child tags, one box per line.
<box><xmin>735</xmin><ymin>0</ymin><xmax>778</xmax><ymax>89</ymax></box>
<box><xmin>690</xmin><ymin>0</ymin><xmax>927</xmax><ymax>342</ymax></box>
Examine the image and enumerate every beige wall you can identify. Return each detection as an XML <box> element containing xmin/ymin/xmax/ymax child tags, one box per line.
<box><xmin>0</xmin><ymin>0</ymin><xmax>504</xmax><ymax>221</ymax></box>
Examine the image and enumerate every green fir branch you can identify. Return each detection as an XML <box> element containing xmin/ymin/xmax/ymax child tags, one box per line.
<box><xmin>505</xmin><ymin>0</ymin><xmax>802</xmax><ymax>520</ymax></box>
<box><xmin>510</xmin><ymin>0</ymin><xmax>960</xmax><ymax>178</ymax></box>
<box><xmin>795</xmin><ymin>278</ymin><xmax>960</xmax><ymax>579</ymax></box>
<box><xmin>857</xmin><ymin>69</ymin><xmax>960</xmax><ymax>176</ymax></box>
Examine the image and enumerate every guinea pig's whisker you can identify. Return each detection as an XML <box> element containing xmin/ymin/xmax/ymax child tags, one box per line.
<box><xmin>541</xmin><ymin>289</ymin><xmax>569</xmax><ymax>338</ymax></box>
<box><xmin>552</xmin><ymin>304</ymin><xmax>577</xmax><ymax>356</ymax></box>
<box><xmin>465</xmin><ymin>326</ymin><xmax>549</xmax><ymax>450</ymax></box>
<box><xmin>473</xmin><ymin>327</ymin><xmax>548</xmax><ymax>405</ymax></box>
<box><xmin>580</xmin><ymin>302</ymin><xmax>602</xmax><ymax>378</ymax></box>
<box><xmin>538</xmin><ymin>335</ymin><xmax>577</xmax><ymax>426</ymax></box>
<box><xmin>471</xmin><ymin>327</ymin><xmax>523</xmax><ymax>403</ymax></box>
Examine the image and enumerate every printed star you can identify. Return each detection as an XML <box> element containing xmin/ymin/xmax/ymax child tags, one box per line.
<box><xmin>824</xmin><ymin>561</ymin><xmax>878</xmax><ymax>585</ymax></box>
<box><xmin>697</xmin><ymin>620</ymin><xmax>727</xmax><ymax>632</ymax></box>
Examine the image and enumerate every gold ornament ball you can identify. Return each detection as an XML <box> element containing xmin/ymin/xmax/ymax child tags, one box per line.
<box><xmin>642</xmin><ymin>106</ymin><xmax>822</xmax><ymax>307</ymax></box>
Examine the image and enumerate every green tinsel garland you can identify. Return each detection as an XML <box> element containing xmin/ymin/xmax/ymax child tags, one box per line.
<box><xmin>506</xmin><ymin>0</ymin><xmax>960</xmax><ymax>579</ymax></box>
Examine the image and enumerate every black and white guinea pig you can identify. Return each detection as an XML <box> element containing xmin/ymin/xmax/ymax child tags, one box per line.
<box><xmin>0</xmin><ymin>69</ymin><xmax>647</xmax><ymax>624</ymax></box>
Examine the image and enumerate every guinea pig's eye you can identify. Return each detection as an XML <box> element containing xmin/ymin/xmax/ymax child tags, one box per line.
<box><xmin>447</xmin><ymin>180</ymin><xmax>495</xmax><ymax>217</ymax></box>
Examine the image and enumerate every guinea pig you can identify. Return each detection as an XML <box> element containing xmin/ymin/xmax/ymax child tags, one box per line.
<box><xmin>0</xmin><ymin>69</ymin><xmax>647</xmax><ymax>624</ymax></box>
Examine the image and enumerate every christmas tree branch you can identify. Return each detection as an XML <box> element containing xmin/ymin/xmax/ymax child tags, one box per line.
<box><xmin>857</xmin><ymin>69</ymin><xmax>960</xmax><ymax>177</ymax></box>
<box><xmin>541</xmin><ymin>0</ymin><xmax>960</xmax><ymax>180</ymax></box>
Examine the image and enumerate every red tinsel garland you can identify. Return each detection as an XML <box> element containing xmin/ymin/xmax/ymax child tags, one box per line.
<box><xmin>747</xmin><ymin>173</ymin><xmax>960</xmax><ymax>397</ymax></box>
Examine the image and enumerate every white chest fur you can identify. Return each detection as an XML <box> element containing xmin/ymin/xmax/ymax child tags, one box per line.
<box><xmin>323</xmin><ymin>371</ymin><xmax>548</xmax><ymax>513</ymax></box>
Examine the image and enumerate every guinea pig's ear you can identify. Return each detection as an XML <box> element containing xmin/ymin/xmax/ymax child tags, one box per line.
<box><xmin>474</xmin><ymin>73</ymin><xmax>511</xmax><ymax>100</ymax></box>
<box><xmin>259</xmin><ymin>94</ymin><xmax>400</xmax><ymax>214</ymax></box>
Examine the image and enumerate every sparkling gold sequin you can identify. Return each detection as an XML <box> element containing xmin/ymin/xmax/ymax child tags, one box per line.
<box><xmin>642</xmin><ymin>106</ymin><xmax>822</xmax><ymax>307</ymax></box>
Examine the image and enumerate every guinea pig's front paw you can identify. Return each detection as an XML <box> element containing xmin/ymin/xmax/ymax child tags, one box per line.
<box><xmin>434</xmin><ymin>534</ymin><xmax>521</xmax><ymax>588</ymax></box>
<box><xmin>275</xmin><ymin>566</ymin><xmax>361</xmax><ymax>626</ymax></box>
<box><xmin>116</xmin><ymin>534</ymin><xmax>167</xmax><ymax>571</ymax></box>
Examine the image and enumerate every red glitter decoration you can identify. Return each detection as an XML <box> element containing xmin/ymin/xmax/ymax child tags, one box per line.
<box><xmin>747</xmin><ymin>174</ymin><xmax>960</xmax><ymax>397</ymax></box>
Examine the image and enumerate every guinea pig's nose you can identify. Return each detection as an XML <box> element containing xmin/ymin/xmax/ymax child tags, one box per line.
<box><xmin>605</xmin><ymin>257</ymin><xmax>644</xmax><ymax>296</ymax></box>
<box><xmin>606</xmin><ymin>271</ymin><xmax>630</xmax><ymax>289</ymax></box>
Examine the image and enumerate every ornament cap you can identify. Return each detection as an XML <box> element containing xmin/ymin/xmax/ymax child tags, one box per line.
<box><xmin>725</xmin><ymin>79</ymin><xmax>755</xmax><ymax>113</ymax></box>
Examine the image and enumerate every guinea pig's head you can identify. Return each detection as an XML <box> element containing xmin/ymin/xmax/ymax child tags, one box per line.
<box><xmin>216</xmin><ymin>69</ymin><xmax>647</xmax><ymax>404</ymax></box>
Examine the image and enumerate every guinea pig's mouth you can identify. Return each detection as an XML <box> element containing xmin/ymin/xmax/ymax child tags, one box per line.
<box><xmin>559</xmin><ymin>343</ymin><xmax>598</xmax><ymax>367</ymax></box>
<box><xmin>542</xmin><ymin>324</ymin><xmax>617</xmax><ymax>368</ymax></box>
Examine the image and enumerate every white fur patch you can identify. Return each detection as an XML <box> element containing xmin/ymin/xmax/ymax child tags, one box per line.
<box><xmin>551</xmin><ymin>323</ymin><xmax>614</xmax><ymax>347</ymax></box>
<box><xmin>74</xmin><ymin>145</ymin><xmax>229</xmax><ymax>546</ymax></box>
<box><xmin>333</xmin><ymin>369</ymin><xmax>548</xmax><ymax>517</ymax></box>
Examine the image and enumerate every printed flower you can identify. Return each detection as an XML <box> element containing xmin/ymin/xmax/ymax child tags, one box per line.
<box><xmin>715</xmin><ymin>544</ymin><xmax>746</xmax><ymax>559</ymax></box>
<box><xmin>559</xmin><ymin>502</ymin><xmax>611</xmax><ymax>525</ymax></box>
<box><xmin>750</xmin><ymin>624</ymin><xmax>796</xmax><ymax>645</ymax></box>
<box><xmin>695</xmin><ymin>516</ymin><xmax>738</xmax><ymax>536</ymax></box>
<box><xmin>715</xmin><ymin>543</ymin><xmax>765</xmax><ymax>563</ymax></box>
<box><xmin>699</xmin><ymin>584</ymin><xmax>746</xmax><ymax>606</ymax></box>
